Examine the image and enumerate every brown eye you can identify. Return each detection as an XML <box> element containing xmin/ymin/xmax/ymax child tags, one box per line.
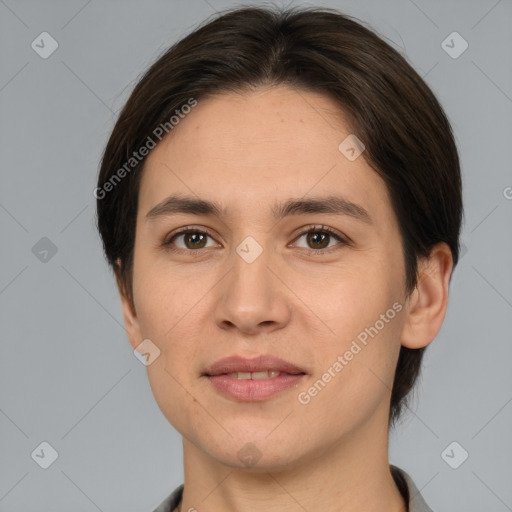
<box><xmin>293</xmin><ymin>226</ymin><xmax>348</xmax><ymax>254</ymax></box>
<box><xmin>182</xmin><ymin>232</ymin><xmax>208</xmax><ymax>249</ymax></box>
<box><xmin>163</xmin><ymin>229</ymin><xmax>217</xmax><ymax>252</ymax></box>
<box><xmin>305</xmin><ymin>231</ymin><xmax>331</xmax><ymax>250</ymax></box>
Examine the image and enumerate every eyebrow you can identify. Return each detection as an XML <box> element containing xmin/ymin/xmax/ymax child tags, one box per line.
<box><xmin>145</xmin><ymin>194</ymin><xmax>372</xmax><ymax>225</ymax></box>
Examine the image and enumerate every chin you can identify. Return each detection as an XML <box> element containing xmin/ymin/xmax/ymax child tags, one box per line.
<box><xmin>202</xmin><ymin>435</ymin><xmax>309</xmax><ymax>473</ymax></box>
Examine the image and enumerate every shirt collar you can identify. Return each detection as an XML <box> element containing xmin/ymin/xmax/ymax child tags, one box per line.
<box><xmin>390</xmin><ymin>464</ymin><xmax>435</xmax><ymax>512</ymax></box>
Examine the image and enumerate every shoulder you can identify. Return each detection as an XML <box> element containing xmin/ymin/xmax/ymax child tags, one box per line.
<box><xmin>390</xmin><ymin>464</ymin><xmax>436</xmax><ymax>512</ymax></box>
<box><xmin>152</xmin><ymin>483</ymin><xmax>184</xmax><ymax>512</ymax></box>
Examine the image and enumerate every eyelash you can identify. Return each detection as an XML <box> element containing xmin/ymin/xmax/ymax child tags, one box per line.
<box><xmin>161</xmin><ymin>224</ymin><xmax>351</xmax><ymax>256</ymax></box>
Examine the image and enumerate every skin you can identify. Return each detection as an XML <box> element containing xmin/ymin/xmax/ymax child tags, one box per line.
<box><xmin>117</xmin><ymin>85</ymin><xmax>453</xmax><ymax>512</ymax></box>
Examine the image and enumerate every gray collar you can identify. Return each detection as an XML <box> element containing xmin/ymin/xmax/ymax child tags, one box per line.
<box><xmin>390</xmin><ymin>464</ymin><xmax>435</xmax><ymax>512</ymax></box>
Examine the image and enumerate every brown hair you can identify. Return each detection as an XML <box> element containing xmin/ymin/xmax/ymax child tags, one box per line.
<box><xmin>96</xmin><ymin>5</ymin><xmax>463</xmax><ymax>427</ymax></box>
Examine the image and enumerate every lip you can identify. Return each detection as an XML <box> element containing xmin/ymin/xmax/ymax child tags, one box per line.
<box><xmin>202</xmin><ymin>354</ymin><xmax>307</xmax><ymax>402</ymax></box>
<box><xmin>206</xmin><ymin>373</ymin><xmax>307</xmax><ymax>401</ymax></box>
<box><xmin>202</xmin><ymin>354</ymin><xmax>307</xmax><ymax>376</ymax></box>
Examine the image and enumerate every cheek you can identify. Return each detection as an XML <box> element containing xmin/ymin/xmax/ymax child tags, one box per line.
<box><xmin>291</xmin><ymin>259</ymin><xmax>404</xmax><ymax>403</ymax></box>
<box><xmin>296</xmin><ymin>315</ymin><xmax>403</xmax><ymax>437</ymax></box>
<box><xmin>131</xmin><ymin>256</ymin><xmax>209</xmax><ymax>376</ymax></box>
<box><xmin>131</xmin><ymin>254</ymin><xmax>204</xmax><ymax>340</ymax></box>
<box><xmin>289</xmin><ymin>256</ymin><xmax>399</xmax><ymax>339</ymax></box>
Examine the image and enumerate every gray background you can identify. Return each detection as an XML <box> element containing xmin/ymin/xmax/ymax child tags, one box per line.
<box><xmin>1</xmin><ymin>0</ymin><xmax>511</xmax><ymax>510</ymax></box>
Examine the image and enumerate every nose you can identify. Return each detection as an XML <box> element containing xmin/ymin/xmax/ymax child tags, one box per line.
<box><xmin>213</xmin><ymin>245</ymin><xmax>291</xmax><ymax>335</ymax></box>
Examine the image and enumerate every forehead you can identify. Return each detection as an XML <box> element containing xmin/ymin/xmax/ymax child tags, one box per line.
<box><xmin>138</xmin><ymin>85</ymin><xmax>392</xmax><ymax>225</ymax></box>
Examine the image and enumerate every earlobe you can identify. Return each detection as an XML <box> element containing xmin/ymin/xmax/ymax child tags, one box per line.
<box><xmin>400</xmin><ymin>242</ymin><xmax>454</xmax><ymax>349</ymax></box>
<box><xmin>114</xmin><ymin>261</ymin><xmax>143</xmax><ymax>351</ymax></box>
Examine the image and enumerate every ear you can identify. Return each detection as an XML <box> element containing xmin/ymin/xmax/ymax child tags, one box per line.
<box><xmin>400</xmin><ymin>242</ymin><xmax>454</xmax><ymax>349</ymax></box>
<box><xmin>114</xmin><ymin>258</ymin><xmax>143</xmax><ymax>351</ymax></box>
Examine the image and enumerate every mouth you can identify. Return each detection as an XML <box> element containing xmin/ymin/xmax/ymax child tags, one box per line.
<box><xmin>202</xmin><ymin>354</ymin><xmax>307</xmax><ymax>377</ymax></box>
<box><xmin>202</xmin><ymin>354</ymin><xmax>307</xmax><ymax>401</ymax></box>
<box><xmin>212</xmin><ymin>370</ymin><xmax>306</xmax><ymax>379</ymax></box>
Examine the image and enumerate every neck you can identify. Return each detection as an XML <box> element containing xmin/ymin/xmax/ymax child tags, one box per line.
<box><xmin>176</xmin><ymin>404</ymin><xmax>407</xmax><ymax>512</ymax></box>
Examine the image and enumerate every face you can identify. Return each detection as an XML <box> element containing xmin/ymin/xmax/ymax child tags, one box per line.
<box><xmin>122</xmin><ymin>85</ymin><xmax>412</xmax><ymax>471</ymax></box>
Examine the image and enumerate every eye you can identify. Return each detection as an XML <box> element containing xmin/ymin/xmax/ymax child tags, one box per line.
<box><xmin>162</xmin><ymin>227</ymin><xmax>219</xmax><ymax>252</ymax></box>
<box><xmin>291</xmin><ymin>225</ymin><xmax>349</xmax><ymax>255</ymax></box>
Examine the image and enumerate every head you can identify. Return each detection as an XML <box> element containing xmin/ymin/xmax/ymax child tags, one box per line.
<box><xmin>96</xmin><ymin>5</ymin><xmax>462</xmax><ymax>467</ymax></box>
